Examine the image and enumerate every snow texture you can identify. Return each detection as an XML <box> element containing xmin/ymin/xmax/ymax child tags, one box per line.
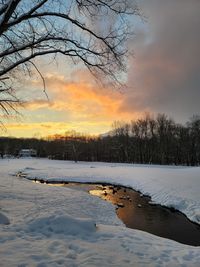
<box><xmin>0</xmin><ymin>158</ymin><xmax>200</xmax><ymax>267</ymax></box>
<box><xmin>16</xmin><ymin>158</ymin><xmax>200</xmax><ymax>224</ymax></box>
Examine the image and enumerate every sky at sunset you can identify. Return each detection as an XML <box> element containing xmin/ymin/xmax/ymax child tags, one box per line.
<box><xmin>1</xmin><ymin>0</ymin><xmax>200</xmax><ymax>138</ymax></box>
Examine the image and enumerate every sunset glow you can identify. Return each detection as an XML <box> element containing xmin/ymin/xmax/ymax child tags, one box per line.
<box><xmin>2</xmin><ymin>71</ymin><xmax>140</xmax><ymax>137</ymax></box>
<box><xmin>1</xmin><ymin>0</ymin><xmax>200</xmax><ymax>138</ymax></box>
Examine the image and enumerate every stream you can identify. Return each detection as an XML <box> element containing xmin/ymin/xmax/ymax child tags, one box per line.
<box><xmin>33</xmin><ymin>179</ymin><xmax>200</xmax><ymax>246</ymax></box>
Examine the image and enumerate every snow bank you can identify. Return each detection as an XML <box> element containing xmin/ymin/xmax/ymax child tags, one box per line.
<box><xmin>1</xmin><ymin>158</ymin><xmax>200</xmax><ymax>266</ymax></box>
<box><xmin>14</xmin><ymin>158</ymin><xmax>200</xmax><ymax>224</ymax></box>
<box><xmin>28</xmin><ymin>214</ymin><xmax>96</xmax><ymax>237</ymax></box>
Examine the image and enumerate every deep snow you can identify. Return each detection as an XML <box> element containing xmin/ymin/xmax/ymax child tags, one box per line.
<box><xmin>0</xmin><ymin>158</ymin><xmax>200</xmax><ymax>266</ymax></box>
<box><xmin>17</xmin><ymin>158</ymin><xmax>200</xmax><ymax>224</ymax></box>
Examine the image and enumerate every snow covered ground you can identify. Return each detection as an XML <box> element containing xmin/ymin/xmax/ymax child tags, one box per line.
<box><xmin>0</xmin><ymin>158</ymin><xmax>200</xmax><ymax>266</ymax></box>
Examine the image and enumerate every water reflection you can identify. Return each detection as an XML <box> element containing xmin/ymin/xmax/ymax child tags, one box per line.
<box><xmin>33</xmin><ymin>180</ymin><xmax>200</xmax><ymax>246</ymax></box>
<box><xmin>90</xmin><ymin>184</ymin><xmax>200</xmax><ymax>246</ymax></box>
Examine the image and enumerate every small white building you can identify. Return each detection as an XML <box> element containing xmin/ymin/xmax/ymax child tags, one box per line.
<box><xmin>19</xmin><ymin>149</ymin><xmax>37</xmax><ymax>157</ymax></box>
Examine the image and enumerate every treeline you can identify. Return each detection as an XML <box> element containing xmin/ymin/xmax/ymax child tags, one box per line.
<box><xmin>1</xmin><ymin>113</ymin><xmax>200</xmax><ymax>166</ymax></box>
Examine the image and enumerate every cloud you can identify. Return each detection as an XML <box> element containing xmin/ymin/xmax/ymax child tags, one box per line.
<box><xmin>24</xmin><ymin>99</ymin><xmax>51</xmax><ymax>110</ymax></box>
<box><xmin>24</xmin><ymin>70</ymin><xmax>140</xmax><ymax>122</ymax></box>
<box><xmin>4</xmin><ymin>69</ymin><xmax>144</xmax><ymax>137</ymax></box>
<box><xmin>5</xmin><ymin>0</ymin><xmax>198</xmax><ymax>137</ymax></box>
<box><xmin>120</xmin><ymin>0</ymin><xmax>200</xmax><ymax>122</ymax></box>
<box><xmin>4</xmin><ymin>69</ymin><xmax>142</xmax><ymax>137</ymax></box>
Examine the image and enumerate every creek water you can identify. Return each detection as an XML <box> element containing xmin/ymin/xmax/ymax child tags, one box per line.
<box><xmin>62</xmin><ymin>182</ymin><xmax>200</xmax><ymax>246</ymax></box>
<box><xmin>32</xmin><ymin>179</ymin><xmax>200</xmax><ymax>246</ymax></box>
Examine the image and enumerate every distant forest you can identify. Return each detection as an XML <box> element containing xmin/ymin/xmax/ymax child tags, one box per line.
<box><xmin>1</xmin><ymin>113</ymin><xmax>200</xmax><ymax>166</ymax></box>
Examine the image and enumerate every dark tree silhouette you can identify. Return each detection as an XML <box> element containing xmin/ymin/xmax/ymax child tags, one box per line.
<box><xmin>0</xmin><ymin>0</ymin><xmax>139</xmax><ymax>115</ymax></box>
<box><xmin>2</xmin><ymin>113</ymin><xmax>200</xmax><ymax>166</ymax></box>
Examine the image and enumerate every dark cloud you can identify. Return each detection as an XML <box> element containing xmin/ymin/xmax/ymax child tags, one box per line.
<box><xmin>121</xmin><ymin>0</ymin><xmax>200</xmax><ymax>122</ymax></box>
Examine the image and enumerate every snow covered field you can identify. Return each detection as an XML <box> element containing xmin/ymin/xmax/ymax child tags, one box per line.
<box><xmin>0</xmin><ymin>158</ymin><xmax>200</xmax><ymax>266</ymax></box>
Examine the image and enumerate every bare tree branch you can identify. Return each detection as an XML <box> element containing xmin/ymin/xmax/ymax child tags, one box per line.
<box><xmin>0</xmin><ymin>0</ymin><xmax>140</xmax><ymax>116</ymax></box>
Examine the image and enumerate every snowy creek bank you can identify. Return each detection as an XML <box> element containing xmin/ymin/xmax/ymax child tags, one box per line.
<box><xmin>1</xmin><ymin>159</ymin><xmax>200</xmax><ymax>267</ymax></box>
<box><xmin>27</xmin><ymin>177</ymin><xmax>200</xmax><ymax>247</ymax></box>
<box><xmin>17</xmin><ymin>159</ymin><xmax>200</xmax><ymax>225</ymax></box>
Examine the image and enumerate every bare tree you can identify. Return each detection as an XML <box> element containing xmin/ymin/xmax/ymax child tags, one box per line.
<box><xmin>0</xmin><ymin>0</ymin><xmax>139</xmax><ymax>115</ymax></box>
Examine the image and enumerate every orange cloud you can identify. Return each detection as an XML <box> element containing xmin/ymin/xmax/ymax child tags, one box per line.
<box><xmin>24</xmin><ymin>99</ymin><xmax>52</xmax><ymax>110</ymax></box>
<box><xmin>3</xmin><ymin>70</ymin><xmax>143</xmax><ymax>138</ymax></box>
<box><xmin>25</xmin><ymin>70</ymin><xmax>140</xmax><ymax>122</ymax></box>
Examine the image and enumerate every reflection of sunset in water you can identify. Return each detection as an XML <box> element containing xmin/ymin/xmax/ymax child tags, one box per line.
<box><xmin>30</xmin><ymin>179</ymin><xmax>200</xmax><ymax>246</ymax></box>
